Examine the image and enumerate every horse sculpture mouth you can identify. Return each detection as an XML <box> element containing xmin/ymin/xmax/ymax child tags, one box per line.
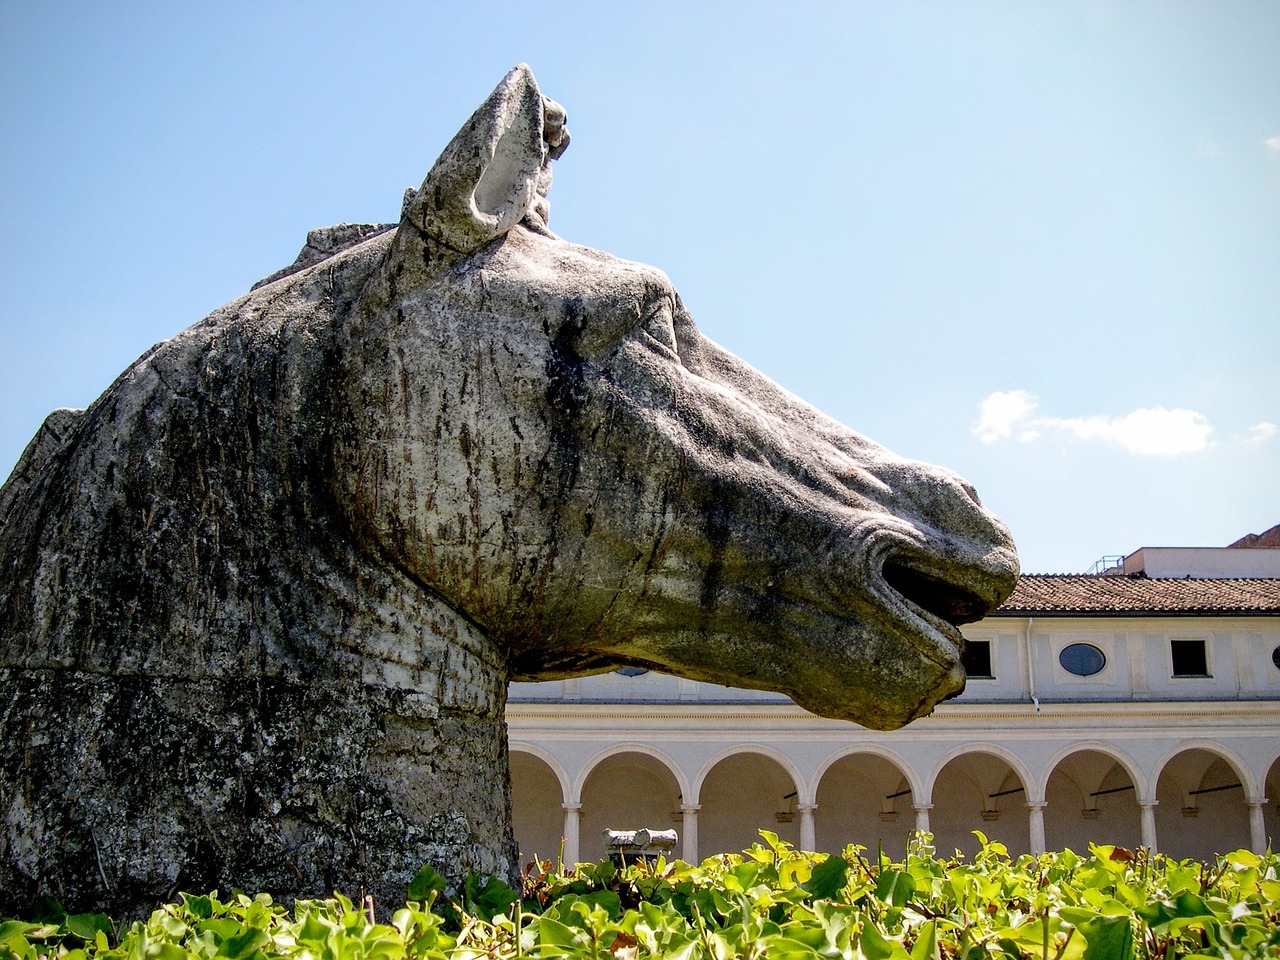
<box><xmin>878</xmin><ymin>555</ymin><xmax>1001</xmax><ymax>670</ymax></box>
<box><xmin>882</xmin><ymin>560</ymin><xmax>993</xmax><ymax>628</ymax></box>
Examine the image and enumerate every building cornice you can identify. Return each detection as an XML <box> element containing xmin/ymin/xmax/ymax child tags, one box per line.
<box><xmin>506</xmin><ymin>698</ymin><xmax>1280</xmax><ymax>727</ymax></box>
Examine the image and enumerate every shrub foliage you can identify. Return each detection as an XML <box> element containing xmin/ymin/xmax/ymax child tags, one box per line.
<box><xmin>3</xmin><ymin>833</ymin><xmax>1279</xmax><ymax>959</ymax></box>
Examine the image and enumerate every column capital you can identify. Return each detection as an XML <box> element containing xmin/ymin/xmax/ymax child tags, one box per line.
<box><xmin>795</xmin><ymin>803</ymin><xmax>818</xmax><ymax>813</ymax></box>
<box><xmin>561</xmin><ymin>802</ymin><xmax>583</xmax><ymax>813</ymax></box>
<box><xmin>912</xmin><ymin>803</ymin><xmax>934</xmax><ymax>812</ymax></box>
<box><xmin>1245</xmin><ymin>797</ymin><xmax>1270</xmax><ymax>809</ymax></box>
<box><xmin>1025</xmin><ymin>801</ymin><xmax>1048</xmax><ymax>811</ymax></box>
<box><xmin>680</xmin><ymin>804</ymin><xmax>702</xmax><ymax>814</ymax></box>
<box><xmin>1137</xmin><ymin>800</ymin><xmax>1159</xmax><ymax>809</ymax></box>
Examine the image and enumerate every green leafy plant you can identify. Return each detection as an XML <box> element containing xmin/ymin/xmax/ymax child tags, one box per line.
<box><xmin>4</xmin><ymin>835</ymin><xmax>1279</xmax><ymax>959</ymax></box>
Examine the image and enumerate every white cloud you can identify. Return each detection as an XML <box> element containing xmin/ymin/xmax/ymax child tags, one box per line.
<box><xmin>973</xmin><ymin>392</ymin><xmax>1215</xmax><ymax>456</ymax></box>
<box><xmin>1046</xmin><ymin>407</ymin><xmax>1213</xmax><ymax>455</ymax></box>
<box><xmin>973</xmin><ymin>390</ymin><xmax>1038</xmax><ymax>443</ymax></box>
<box><xmin>1266</xmin><ymin>135</ymin><xmax>1280</xmax><ymax>153</ymax></box>
<box><xmin>1246</xmin><ymin>421</ymin><xmax>1278</xmax><ymax>445</ymax></box>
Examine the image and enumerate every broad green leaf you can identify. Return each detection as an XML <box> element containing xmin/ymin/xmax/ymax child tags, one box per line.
<box><xmin>875</xmin><ymin>869</ymin><xmax>917</xmax><ymax>908</ymax></box>
<box><xmin>1167</xmin><ymin>890</ymin><xmax>1223</xmax><ymax>923</ymax></box>
<box><xmin>179</xmin><ymin>894</ymin><xmax>215</xmax><ymax>919</ymax></box>
<box><xmin>1162</xmin><ymin>862</ymin><xmax>1202</xmax><ymax>896</ymax></box>
<box><xmin>0</xmin><ymin>921</ymin><xmax>42</xmax><ymax>944</ymax></box>
<box><xmin>1224</xmin><ymin>849</ymin><xmax>1261</xmax><ymax>869</ymax></box>
<box><xmin>805</xmin><ymin>854</ymin><xmax>849</xmax><ymax>901</ymax></box>
<box><xmin>535</xmin><ymin>915</ymin><xmax>581</xmax><ymax>947</ymax></box>
<box><xmin>66</xmin><ymin>912</ymin><xmax>113</xmax><ymax>943</ymax></box>
<box><xmin>859</xmin><ymin>918</ymin><xmax>911</xmax><ymax>960</ymax></box>
<box><xmin>293</xmin><ymin>912</ymin><xmax>333</xmax><ymax>943</ymax></box>
<box><xmin>406</xmin><ymin>863</ymin><xmax>448</xmax><ymax>902</ymax></box>
<box><xmin>1059</xmin><ymin>906</ymin><xmax>1097</xmax><ymax>923</ymax></box>
<box><xmin>765</xmin><ymin>936</ymin><xmax>826</xmax><ymax>960</ymax></box>
<box><xmin>776</xmin><ymin>924</ymin><xmax>827</xmax><ymax>950</ymax></box>
<box><xmin>730</xmin><ymin>861</ymin><xmax>761</xmax><ymax>890</ymax></box>
<box><xmin>1069</xmin><ymin>913</ymin><xmax>1134</xmax><ymax>960</ymax></box>
<box><xmin>909</xmin><ymin>920</ymin><xmax>937</xmax><ymax>960</ymax></box>
<box><xmin>0</xmin><ymin>933</ymin><xmax>33</xmax><ymax>960</ymax></box>
<box><xmin>779</xmin><ymin>856</ymin><xmax>813</xmax><ymax>890</ymax></box>
<box><xmin>155</xmin><ymin>914</ymin><xmax>190</xmax><ymax>940</ymax></box>
<box><xmin>470</xmin><ymin>874</ymin><xmax>520</xmax><ymax>921</ymax></box>
<box><xmin>214</xmin><ymin>925</ymin><xmax>269</xmax><ymax>960</ymax></box>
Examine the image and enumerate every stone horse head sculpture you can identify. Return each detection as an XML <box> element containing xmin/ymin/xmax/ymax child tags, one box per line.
<box><xmin>0</xmin><ymin>65</ymin><xmax>1017</xmax><ymax>917</ymax></box>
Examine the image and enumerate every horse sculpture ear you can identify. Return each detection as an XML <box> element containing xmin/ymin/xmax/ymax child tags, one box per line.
<box><xmin>399</xmin><ymin>63</ymin><xmax>561</xmax><ymax>258</ymax></box>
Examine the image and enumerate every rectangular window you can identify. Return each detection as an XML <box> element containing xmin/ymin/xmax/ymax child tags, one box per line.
<box><xmin>1170</xmin><ymin>639</ymin><xmax>1209</xmax><ymax>678</ymax></box>
<box><xmin>962</xmin><ymin>640</ymin><xmax>993</xmax><ymax>678</ymax></box>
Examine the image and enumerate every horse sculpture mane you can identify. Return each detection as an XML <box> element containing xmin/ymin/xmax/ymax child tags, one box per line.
<box><xmin>0</xmin><ymin>65</ymin><xmax>1017</xmax><ymax>917</ymax></box>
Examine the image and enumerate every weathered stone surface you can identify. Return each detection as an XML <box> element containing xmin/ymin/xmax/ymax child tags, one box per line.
<box><xmin>0</xmin><ymin>64</ymin><xmax>1017</xmax><ymax>918</ymax></box>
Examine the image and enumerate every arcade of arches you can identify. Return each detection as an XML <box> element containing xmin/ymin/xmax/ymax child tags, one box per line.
<box><xmin>510</xmin><ymin>743</ymin><xmax>1280</xmax><ymax>866</ymax></box>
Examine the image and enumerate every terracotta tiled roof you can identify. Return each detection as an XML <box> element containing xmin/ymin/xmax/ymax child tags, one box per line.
<box><xmin>992</xmin><ymin>575</ymin><xmax>1280</xmax><ymax>616</ymax></box>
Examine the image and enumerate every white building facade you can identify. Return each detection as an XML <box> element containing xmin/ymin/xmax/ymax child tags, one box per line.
<box><xmin>506</xmin><ymin>547</ymin><xmax>1280</xmax><ymax>866</ymax></box>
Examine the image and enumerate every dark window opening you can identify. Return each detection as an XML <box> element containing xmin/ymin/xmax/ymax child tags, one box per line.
<box><xmin>614</xmin><ymin>667</ymin><xmax>650</xmax><ymax>678</ymax></box>
<box><xmin>1171</xmin><ymin>639</ymin><xmax>1209</xmax><ymax>678</ymax></box>
<box><xmin>1272</xmin><ymin>645</ymin><xmax>1280</xmax><ymax>671</ymax></box>
<box><xmin>961</xmin><ymin>640</ymin><xmax>993</xmax><ymax>678</ymax></box>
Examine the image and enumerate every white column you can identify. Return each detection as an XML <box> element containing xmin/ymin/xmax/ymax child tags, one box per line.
<box><xmin>680</xmin><ymin>804</ymin><xmax>700</xmax><ymax>864</ymax></box>
<box><xmin>561</xmin><ymin>802</ymin><xmax>582</xmax><ymax>866</ymax></box>
<box><xmin>1246</xmin><ymin>798</ymin><xmax>1269</xmax><ymax>855</ymax></box>
<box><xmin>1139</xmin><ymin>801</ymin><xmax>1158</xmax><ymax>854</ymax></box>
<box><xmin>1026</xmin><ymin>802</ymin><xmax>1047</xmax><ymax>855</ymax></box>
<box><xmin>797</xmin><ymin>804</ymin><xmax>817</xmax><ymax>852</ymax></box>
<box><xmin>913</xmin><ymin>803</ymin><xmax>932</xmax><ymax>836</ymax></box>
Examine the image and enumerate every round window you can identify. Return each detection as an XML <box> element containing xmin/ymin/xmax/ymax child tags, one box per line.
<box><xmin>614</xmin><ymin>666</ymin><xmax>649</xmax><ymax>678</ymax></box>
<box><xmin>1059</xmin><ymin>643</ymin><xmax>1106</xmax><ymax>677</ymax></box>
<box><xmin>1272</xmin><ymin>645</ymin><xmax>1280</xmax><ymax>671</ymax></box>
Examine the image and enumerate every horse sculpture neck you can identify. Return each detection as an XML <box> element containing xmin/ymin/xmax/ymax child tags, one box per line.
<box><xmin>0</xmin><ymin>230</ymin><xmax>515</xmax><ymax>916</ymax></box>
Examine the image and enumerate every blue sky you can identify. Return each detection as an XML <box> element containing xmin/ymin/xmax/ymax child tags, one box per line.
<box><xmin>1</xmin><ymin>1</ymin><xmax>1276</xmax><ymax>574</ymax></box>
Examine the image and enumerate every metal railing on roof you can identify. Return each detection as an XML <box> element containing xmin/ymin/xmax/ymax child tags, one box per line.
<box><xmin>1086</xmin><ymin>555</ymin><xmax>1125</xmax><ymax>576</ymax></box>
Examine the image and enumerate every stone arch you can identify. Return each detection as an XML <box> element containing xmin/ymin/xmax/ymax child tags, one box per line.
<box><xmin>813</xmin><ymin>744</ymin><xmax>924</xmax><ymax>802</ymax></box>
<box><xmin>1154</xmin><ymin>744</ymin><xmax>1253</xmax><ymax>861</ymax></box>
<box><xmin>694</xmin><ymin>747</ymin><xmax>803</xmax><ymax>856</ymax></box>
<box><xmin>927</xmin><ymin>744</ymin><xmax>1033</xmax><ymax>859</ymax></box>
<box><xmin>509</xmin><ymin>742</ymin><xmax>571</xmax><ymax>800</ymax></box>
<box><xmin>576</xmin><ymin>746</ymin><xmax>685</xmax><ymax>863</ymax></box>
<box><xmin>573</xmin><ymin>742</ymin><xmax>691</xmax><ymax>803</ymax></box>
<box><xmin>508</xmin><ymin>745</ymin><xmax>570</xmax><ymax>866</ymax></box>
<box><xmin>1038</xmin><ymin>742</ymin><xmax>1147</xmax><ymax>802</ymax></box>
<box><xmin>692</xmin><ymin>744</ymin><xmax>808</xmax><ymax>805</ymax></box>
<box><xmin>926</xmin><ymin>743</ymin><xmax>1038</xmax><ymax>803</ymax></box>
<box><xmin>1150</xmin><ymin>740</ymin><xmax>1258</xmax><ymax>798</ymax></box>
<box><xmin>1264</xmin><ymin>752</ymin><xmax>1280</xmax><ymax>854</ymax></box>
<box><xmin>813</xmin><ymin>747</ymin><xmax>918</xmax><ymax>858</ymax></box>
<box><xmin>1041</xmin><ymin>745</ymin><xmax>1142</xmax><ymax>854</ymax></box>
